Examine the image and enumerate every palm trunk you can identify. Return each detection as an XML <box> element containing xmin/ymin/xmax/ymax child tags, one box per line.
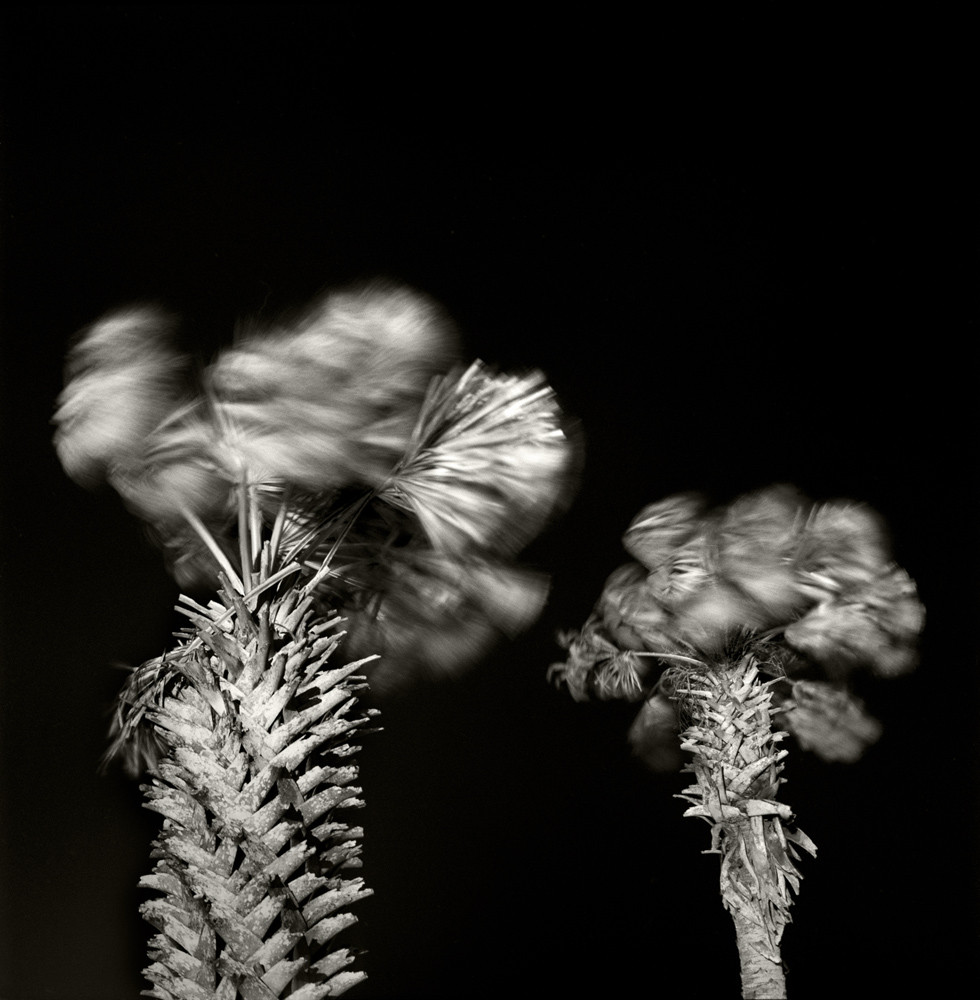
<box><xmin>137</xmin><ymin>538</ymin><xmax>376</xmax><ymax>999</ymax></box>
<box><xmin>733</xmin><ymin>912</ymin><xmax>787</xmax><ymax>999</ymax></box>
<box><xmin>673</xmin><ymin>656</ymin><xmax>816</xmax><ymax>1000</ymax></box>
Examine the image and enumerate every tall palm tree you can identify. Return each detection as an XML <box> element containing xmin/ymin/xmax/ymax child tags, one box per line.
<box><xmin>54</xmin><ymin>283</ymin><xmax>575</xmax><ymax>998</ymax></box>
<box><xmin>550</xmin><ymin>486</ymin><xmax>924</xmax><ymax>998</ymax></box>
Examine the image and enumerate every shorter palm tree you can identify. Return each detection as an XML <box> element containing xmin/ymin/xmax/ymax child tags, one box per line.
<box><xmin>550</xmin><ymin>485</ymin><xmax>924</xmax><ymax>999</ymax></box>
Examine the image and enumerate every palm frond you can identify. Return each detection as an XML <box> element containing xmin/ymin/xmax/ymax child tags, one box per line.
<box><xmin>377</xmin><ymin>361</ymin><xmax>575</xmax><ymax>557</ymax></box>
<box><xmin>777</xmin><ymin>680</ymin><xmax>883</xmax><ymax>763</ymax></box>
<box><xmin>714</xmin><ymin>484</ymin><xmax>809</xmax><ymax>623</ymax></box>
<box><xmin>622</xmin><ymin>492</ymin><xmax>708</xmax><ymax>572</ymax></box>
<box><xmin>206</xmin><ymin>283</ymin><xmax>457</xmax><ymax>491</ymax></box>
<box><xmin>548</xmin><ymin>613</ymin><xmax>619</xmax><ymax>703</ymax></box>
<box><xmin>98</xmin><ymin>398</ymin><xmax>249</xmax><ymax>591</ymax></box>
<box><xmin>52</xmin><ymin>306</ymin><xmax>189</xmax><ymax>488</ymax></box>
<box><xmin>597</xmin><ymin>562</ymin><xmax>678</xmax><ymax>652</ymax></box>
<box><xmin>784</xmin><ymin>565</ymin><xmax>925</xmax><ymax>678</ymax></box>
<box><xmin>795</xmin><ymin>499</ymin><xmax>892</xmax><ymax>595</ymax></box>
<box><xmin>340</xmin><ymin>550</ymin><xmax>550</xmax><ymax>692</ymax></box>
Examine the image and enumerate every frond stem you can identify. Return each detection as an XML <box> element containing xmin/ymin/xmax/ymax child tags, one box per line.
<box><xmin>180</xmin><ymin>505</ymin><xmax>245</xmax><ymax>594</ymax></box>
<box><xmin>302</xmin><ymin>490</ymin><xmax>376</xmax><ymax>596</ymax></box>
<box><xmin>238</xmin><ymin>476</ymin><xmax>253</xmax><ymax>592</ymax></box>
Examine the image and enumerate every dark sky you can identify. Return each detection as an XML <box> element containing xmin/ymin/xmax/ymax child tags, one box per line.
<box><xmin>1</xmin><ymin>7</ymin><xmax>977</xmax><ymax>999</ymax></box>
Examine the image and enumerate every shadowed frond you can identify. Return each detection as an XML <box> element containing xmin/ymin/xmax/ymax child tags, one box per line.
<box><xmin>340</xmin><ymin>551</ymin><xmax>550</xmax><ymax>692</ymax></box>
<box><xmin>777</xmin><ymin>680</ymin><xmax>883</xmax><ymax>763</ymax></box>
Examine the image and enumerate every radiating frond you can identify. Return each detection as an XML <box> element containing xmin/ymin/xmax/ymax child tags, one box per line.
<box><xmin>598</xmin><ymin>562</ymin><xmax>677</xmax><ymax>652</ymax></box>
<box><xmin>547</xmin><ymin>613</ymin><xmax>619</xmax><ymax>703</ymax></box>
<box><xmin>590</xmin><ymin>649</ymin><xmax>650</xmax><ymax>702</ymax></box>
<box><xmin>795</xmin><ymin>500</ymin><xmax>892</xmax><ymax>597</ymax></box>
<box><xmin>378</xmin><ymin>361</ymin><xmax>575</xmax><ymax>557</ymax></box>
<box><xmin>646</xmin><ymin>528</ymin><xmax>716</xmax><ymax>609</ymax></box>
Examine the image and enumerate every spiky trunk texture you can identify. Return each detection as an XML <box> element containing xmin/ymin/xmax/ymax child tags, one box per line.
<box><xmin>138</xmin><ymin>553</ymin><xmax>376</xmax><ymax>999</ymax></box>
<box><xmin>674</xmin><ymin>656</ymin><xmax>816</xmax><ymax>1000</ymax></box>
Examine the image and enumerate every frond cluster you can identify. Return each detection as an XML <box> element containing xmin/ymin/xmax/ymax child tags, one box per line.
<box><xmin>54</xmin><ymin>283</ymin><xmax>577</xmax><ymax>683</ymax></box>
<box><xmin>550</xmin><ymin>485</ymin><xmax>925</xmax><ymax>769</ymax></box>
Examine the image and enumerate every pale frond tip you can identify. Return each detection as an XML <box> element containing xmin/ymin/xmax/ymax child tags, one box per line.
<box><xmin>52</xmin><ymin>306</ymin><xmax>188</xmax><ymax>488</ymax></box>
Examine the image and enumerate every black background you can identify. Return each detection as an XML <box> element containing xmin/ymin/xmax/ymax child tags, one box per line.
<box><xmin>1</xmin><ymin>7</ymin><xmax>977</xmax><ymax>999</ymax></box>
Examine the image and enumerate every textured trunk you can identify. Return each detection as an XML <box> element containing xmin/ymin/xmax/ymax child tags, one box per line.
<box><xmin>674</xmin><ymin>655</ymin><xmax>816</xmax><ymax>1000</ymax></box>
<box><xmin>734</xmin><ymin>911</ymin><xmax>787</xmax><ymax>998</ymax></box>
<box><xmin>136</xmin><ymin>548</ymin><xmax>376</xmax><ymax>999</ymax></box>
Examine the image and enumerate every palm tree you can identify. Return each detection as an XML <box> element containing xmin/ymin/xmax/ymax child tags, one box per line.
<box><xmin>550</xmin><ymin>486</ymin><xmax>924</xmax><ymax>999</ymax></box>
<box><xmin>54</xmin><ymin>283</ymin><xmax>574</xmax><ymax>998</ymax></box>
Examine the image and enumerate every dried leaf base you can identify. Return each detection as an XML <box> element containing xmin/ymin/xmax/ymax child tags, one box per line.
<box><xmin>673</xmin><ymin>655</ymin><xmax>816</xmax><ymax>1000</ymax></box>
<box><xmin>137</xmin><ymin>565</ymin><xmax>376</xmax><ymax>999</ymax></box>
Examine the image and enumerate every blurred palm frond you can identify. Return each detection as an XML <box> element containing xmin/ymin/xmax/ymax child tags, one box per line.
<box><xmin>206</xmin><ymin>282</ymin><xmax>458</xmax><ymax>491</ymax></box>
<box><xmin>53</xmin><ymin>306</ymin><xmax>190</xmax><ymax>488</ymax></box>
